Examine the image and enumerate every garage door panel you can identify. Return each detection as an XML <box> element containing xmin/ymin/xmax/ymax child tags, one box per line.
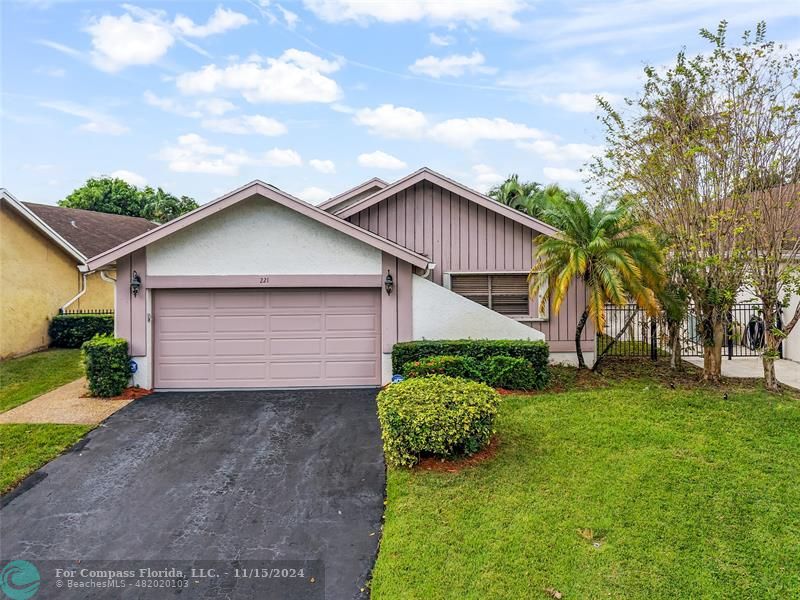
<box><xmin>325</xmin><ymin>337</ymin><xmax>378</xmax><ymax>354</ymax></box>
<box><xmin>159</xmin><ymin>339</ymin><xmax>212</xmax><ymax>357</ymax></box>
<box><xmin>214</xmin><ymin>362</ymin><xmax>268</xmax><ymax>381</ymax></box>
<box><xmin>215</xmin><ymin>315</ymin><xmax>267</xmax><ymax>332</ymax></box>
<box><xmin>213</xmin><ymin>290</ymin><xmax>267</xmax><ymax>309</ymax></box>
<box><xmin>270</xmin><ymin>314</ymin><xmax>323</xmax><ymax>332</ymax></box>
<box><xmin>214</xmin><ymin>338</ymin><xmax>267</xmax><ymax>356</ymax></box>
<box><xmin>270</xmin><ymin>338</ymin><xmax>323</xmax><ymax>356</ymax></box>
<box><xmin>326</xmin><ymin>314</ymin><xmax>379</xmax><ymax>331</ymax></box>
<box><xmin>154</xmin><ymin>288</ymin><xmax>380</xmax><ymax>388</ymax></box>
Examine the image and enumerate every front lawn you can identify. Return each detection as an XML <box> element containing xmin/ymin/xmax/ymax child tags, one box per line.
<box><xmin>0</xmin><ymin>349</ymin><xmax>83</xmax><ymax>413</ymax></box>
<box><xmin>0</xmin><ymin>423</ymin><xmax>93</xmax><ymax>494</ymax></box>
<box><xmin>372</xmin><ymin>365</ymin><xmax>800</xmax><ymax>599</ymax></box>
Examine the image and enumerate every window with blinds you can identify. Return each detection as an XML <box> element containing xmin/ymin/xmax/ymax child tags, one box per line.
<box><xmin>449</xmin><ymin>273</ymin><xmax>531</xmax><ymax>317</ymax></box>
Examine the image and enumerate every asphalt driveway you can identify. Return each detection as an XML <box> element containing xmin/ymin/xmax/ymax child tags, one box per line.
<box><xmin>0</xmin><ymin>388</ymin><xmax>385</xmax><ymax>599</ymax></box>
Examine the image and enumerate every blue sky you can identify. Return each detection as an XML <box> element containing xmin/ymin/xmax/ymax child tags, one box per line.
<box><xmin>2</xmin><ymin>0</ymin><xmax>799</xmax><ymax>206</ymax></box>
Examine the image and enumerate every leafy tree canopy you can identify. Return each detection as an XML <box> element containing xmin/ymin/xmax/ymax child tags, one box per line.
<box><xmin>59</xmin><ymin>177</ymin><xmax>198</xmax><ymax>224</ymax></box>
<box><xmin>488</xmin><ymin>174</ymin><xmax>571</xmax><ymax>223</ymax></box>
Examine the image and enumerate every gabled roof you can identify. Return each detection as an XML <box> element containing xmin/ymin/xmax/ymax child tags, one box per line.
<box><xmin>24</xmin><ymin>202</ymin><xmax>158</xmax><ymax>259</ymax></box>
<box><xmin>84</xmin><ymin>180</ymin><xmax>434</xmax><ymax>272</ymax></box>
<box><xmin>334</xmin><ymin>167</ymin><xmax>560</xmax><ymax>237</ymax></box>
<box><xmin>1</xmin><ymin>188</ymin><xmax>85</xmax><ymax>262</ymax></box>
<box><xmin>317</xmin><ymin>177</ymin><xmax>388</xmax><ymax>212</ymax></box>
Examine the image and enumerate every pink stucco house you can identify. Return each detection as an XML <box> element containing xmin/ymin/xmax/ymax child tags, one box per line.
<box><xmin>85</xmin><ymin>167</ymin><xmax>593</xmax><ymax>390</ymax></box>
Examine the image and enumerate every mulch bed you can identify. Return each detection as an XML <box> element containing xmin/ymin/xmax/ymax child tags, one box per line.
<box><xmin>415</xmin><ymin>437</ymin><xmax>500</xmax><ymax>473</ymax></box>
<box><xmin>81</xmin><ymin>387</ymin><xmax>152</xmax><ymax>401</ymax></box>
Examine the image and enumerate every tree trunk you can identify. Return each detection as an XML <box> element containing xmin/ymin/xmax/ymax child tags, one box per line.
<box><xmin>702</xmin><ymin>320</ymin><xmax>724</xmax><ymax>382</ymax></box>
<box><xmin>668</xmin><ymin>320</ymin><xmax>682</xmax><ymax>370</ymax></box>
<box><xmin>761</xmin><ymin>304</ymin><xmax>781</xmax><ymax>392</ymax></box>
<box><xmin>575</xmin><ymin>309</ymin><xmax>589</xmax><ymax>369</ymax></box>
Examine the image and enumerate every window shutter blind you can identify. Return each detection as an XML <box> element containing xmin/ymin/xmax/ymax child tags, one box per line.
<box><xmin>449</xmin><ymin>274</ymin><xmax>530</xmax><ymax>316</ymax></box>
<box><xmin>450</xmin><ymin>274</ymin><xmax>490</xmax><ymax>307</ymax></box>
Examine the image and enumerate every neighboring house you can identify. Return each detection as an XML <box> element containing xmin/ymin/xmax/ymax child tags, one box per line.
<box><xmin>0</xmin><ymin>190</ymin><xmax>158</xmax><ymax>358</ymax></box>
<box><xmin>84</xmin><ymin>168</ymin><xmax>594</xmax><ymax>391</ymax></box>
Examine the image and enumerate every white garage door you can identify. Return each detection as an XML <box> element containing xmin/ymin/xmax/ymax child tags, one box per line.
<box><xmin>154</xmin><ymin>288</ymin><xmax>381</xmax><ymax>389</ymax></box>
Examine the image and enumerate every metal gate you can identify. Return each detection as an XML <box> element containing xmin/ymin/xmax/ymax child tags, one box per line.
<box><xmin>599</xmin><ymin>303</ymin><xmax>782</xmax><ymax>359</ymax></box>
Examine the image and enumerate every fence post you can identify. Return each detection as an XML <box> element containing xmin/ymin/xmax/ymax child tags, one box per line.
<box><xmin>777</xmin><ymin>302</ymin><xmax>784</xmax><ymax>359</ymax></box>
<box><xmin>727</xmin><ymin>309</ymin><xmax>733</xmax><ymax>360</ymax></box>
<box><xmin>650</xmin><ymin>318</ymin><xmax>657</xmax><ymax>361</ymax></box>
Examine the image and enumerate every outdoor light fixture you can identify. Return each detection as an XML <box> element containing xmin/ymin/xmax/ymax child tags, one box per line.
<box><xmin>384</xmin><ymin>270</ymin><xmax>394</xmax><ymax>295</ymax></box>
<box><xmin>130</xmin><ymin>271</ymin><xmax>142</xmax><ymax>297</ymax></box>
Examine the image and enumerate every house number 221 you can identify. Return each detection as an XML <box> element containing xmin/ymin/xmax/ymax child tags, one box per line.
<box><xmin>259</xmin><ymin>276</ymin><xmax>270</xmax><ymax>284</ymax></box>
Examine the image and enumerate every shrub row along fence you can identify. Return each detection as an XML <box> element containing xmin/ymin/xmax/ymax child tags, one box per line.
<box><xmin>600</xmin><ymin>303</ymin><xmax>783</xmax><ymax>360</ymax></box>
<box><xmin>59</xmin><ymin>308</ymin><xmax>115</xmax><ymax>315</ymax></box>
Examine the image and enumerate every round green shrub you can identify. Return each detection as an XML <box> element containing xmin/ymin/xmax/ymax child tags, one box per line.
<box><xmin>401</xmin><ymin>355</ymin><xmax>483</xmax><ymax>380</ymax></box>
<box><xmin>82</xmin><ymin>334</ymin><xmax>130</xmax><ymax>397</ymax></box>
<box><xmin>482</xmin><ymin>355</ymin><xmax>545</xmax><ymax>390</ymax></box>
<box><xmin>377</xmin><ymin>376</ymin><xmax>501</xmax><ymax>467</ymax></box>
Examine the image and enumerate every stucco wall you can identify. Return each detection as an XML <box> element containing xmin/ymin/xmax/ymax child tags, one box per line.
<box><xmin>76</xmin><ymin>271</ymin><xmax>115</xmax><ymax>311</ymax></box>
<box><xmin>148</xmin><ymin>196</ymin><xmax>382</xmax><ymax>276</ymax></box>
<box><xmin>411</xmin><ymin>274</ymin><xmax>545</xmax><ymax>342</ymax></box>
<box><xmin>1</xmin><ymin>205</ymin><xmax>75</xmax><ymax>357</ymax></box>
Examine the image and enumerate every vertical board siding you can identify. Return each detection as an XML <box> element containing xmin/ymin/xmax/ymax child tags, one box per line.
<box><xmin>346</xmin><ymin>182</ymin><xmax>591</xmax><ymax>347</ymax></box>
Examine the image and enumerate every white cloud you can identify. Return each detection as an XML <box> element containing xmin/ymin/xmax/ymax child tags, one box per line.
<box><xmin>499</xmin><ymin>60</ymin><xmax>643</xmax><ymax>94</ymax></box>
<box><xmin>110</xmin><ymin>169</ymin><xmax>147</xmax><ymax>187</ymax></box>
<box><xmin>85</xmin><ymin>6</ymin><xmax>251</xmax><ymax>72</ymax></box>
<box><xmin>195</xmin><ymin>98</ymin><xmax>237</xmax><ymax>116</ymax></box>
<box><xmin>472</xmin><ymin>164</ymin><xmax>504</xmax><ymax>192</ymax></box>
<box><xmin>35</xmin><ymin>66</ymin><xmax>66</xmax><ymax>77</ymax></box>
<box><xmin>87</xmin><ymin>13</ymin><xmax>175</xmax><ymax>72</ymax></box>
<box><xmin>409</xmin><ymin>51</ymin><xmax>494</xmax><ymax>78</ymax></box>
<box><xmin>157</xmin><ymin>133</ymin><xmax>252</xmax><ymax>175</ymax></box>
<box><xmin>39</xmin><ymin>100</ymin><xmax>129</xmax><ymax>135</ymax></box>
<box><xmin>518</xmin><ymin>140</ymin><xmax>603</xmax><ymax>162</ymax></box>
<box><xmin>353</xmin><ymin>104</ymin><xmax>428</xmax><ymax>138</ymax></box>
<box><xmin>357</xmin><ymin>150</ymin><xmax>407</xmax><ymax>170</ymax></box>
<box><xmin>301</xmin><ymin>0</ymin><xmax>526</xmax><ymax>31</ymax></box>
<box><xmin>309</xmin><ymin>159</ymin><xmax>336</xmax><ymax>174</ymax></box>
<box><xmin>201</xmin><ymin>115</ymin><xmax>287</xmax><ymax>136</ymax></box>
<box><xmin>264</xmin><ymin>148</ymin><xmax>302</xmax><ymax>166</ymax></box>
<box><xmin>543</xmin><ymin>166</ymin><xmax>583</xmax><ymax>183</ymax></box>
<box><xmin>429</xmin><ymin>117</ymin><xmax>546</xmax><ymax>147</ymax></box>
<box><xmin>429</xmin><ymin>32</ymin><xmax>455</xmax><ymax>46</ymax></box>
<box><xmin>173</xmin><ymin>6</ymin><xmax>252</xmax><ymax>37</ymax></box>
<box><xmin>176</xmin><ymin>50</ymin><xmax>343</xmax><ymax>103</ymax></box>
<box><xmin>298</xmin><ymin>186</ymin><xmax>332</xmax><ymax>204</ymax></box>
<box><xmin>277</xmin><ymin>5</ymin><xmax>300</xmax><ymax>29</ymax></box>
<box><xmin>37</xmin><ymin>39</ymin><xmax>82</xmax><ymax>57</ymax></box>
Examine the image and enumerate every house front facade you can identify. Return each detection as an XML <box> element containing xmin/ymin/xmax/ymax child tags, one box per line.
<box><xmin>85</xmin><ymin>168</ymin><xmax>594</xmax><ymax>390</ymax></box>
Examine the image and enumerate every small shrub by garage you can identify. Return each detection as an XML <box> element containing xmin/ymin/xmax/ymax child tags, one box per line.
<box><xmin>82</xmin><ymin>335</ymin><xmax>130</xmax><ymax>397</ymax></box>
<box><xmin>482</xmin><ymin>356</ymin><xmax>542</xmax><ymax>390</ymax></box>
<box><xmin>392</xmin><ymin>339</ymin><xmax>550</xmax><ymax>389</ymax></box>
<box><xmin>49</xmin><ymin>314</ymin><xmax>114</xmax><ymax>348</ymax></box>
<box><xmin>377</xmin><ymin>376</ymin><xmax>501</xmax><ymax>467</ymax></box>
<box><xmin>401</xmin><ymin>355</ymin><xmax>483</xmax><ymax>380</ymax></box>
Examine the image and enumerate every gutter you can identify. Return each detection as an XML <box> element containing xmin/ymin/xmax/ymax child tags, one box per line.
<box><xmin>60</xmin><ymin>272</ymin><xmax>88</xmax><ymax>313</ymax></box>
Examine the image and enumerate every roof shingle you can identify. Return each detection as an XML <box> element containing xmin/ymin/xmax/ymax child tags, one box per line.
<box><xmin>23</xmin><ymin>203</ymin><xmax>158</xmax><ymax>260</ymax></box>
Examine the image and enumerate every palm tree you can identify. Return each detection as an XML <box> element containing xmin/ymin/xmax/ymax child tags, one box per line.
<box><xmin>489</xmin><ymin>176</ymin><xmax>571</xmax><ymax>223</ymax></box>
<box><xmin>529</xmin><ymin>195</ymin><xmax>664</xmax><ymax>368</ymax></box>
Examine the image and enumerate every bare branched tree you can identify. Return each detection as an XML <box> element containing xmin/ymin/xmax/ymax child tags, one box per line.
<box><xmin>594</xmin><ymin>21</ymin><xmax>798</xmax><ymax>382</ymax></box>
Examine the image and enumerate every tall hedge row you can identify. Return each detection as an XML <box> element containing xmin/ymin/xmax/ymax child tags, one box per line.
<box><xmin>49</xmin><ymin>314</ymin><xmax>114</xmax><ymax>348</ymax></box>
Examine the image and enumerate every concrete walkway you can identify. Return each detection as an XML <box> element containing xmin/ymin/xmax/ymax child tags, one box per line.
<box><xmin>0</xmin><ymin>378</ymin><xmax>133</xmax><ymax>424</ymax></box>
<box><xmin>684</xmin><ymin>357</ymin><xmax>800</xmax><ymax>390</ymax></box>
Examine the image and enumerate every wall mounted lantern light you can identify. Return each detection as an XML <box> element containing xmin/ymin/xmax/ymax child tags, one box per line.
<box><xmin>130</xmin><ymin>271</ymin><xmax>142</xmax><ymax>297</ymax></box>
<box><xmin>384</xmin><ymin>270</ymin><xmax>394</xmax><ymax>295</ymax></box>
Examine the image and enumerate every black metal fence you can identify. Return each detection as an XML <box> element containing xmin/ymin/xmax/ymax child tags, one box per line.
<box><xmin>59</xmin><ymin>308</ymin><xmax>115</xmax><ymax>315</ymax></box>
<box><xmin>599</xmin><ymin>303</ymin><xmax>782</xmax><ymax>360</ymax></box>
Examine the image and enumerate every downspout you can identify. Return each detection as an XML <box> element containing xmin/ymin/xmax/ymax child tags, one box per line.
<box><xmin>60</xmin><ymin>271</ymin><xmax>88</xmax><ymax>313</ymax></box>
<box><xmin>100</xmin><ymin>270</ymin><xmax>116</xmax><ymax>284</ymax></box>
<box><xmin>421</xmin><ymin>262</ymin><xmax>436</xmax><ymax>279</ymax></box>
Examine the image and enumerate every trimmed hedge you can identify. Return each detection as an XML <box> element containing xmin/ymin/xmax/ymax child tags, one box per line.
<box><xmin>377</xmin><ymin>376</ymin><xmax>501</xmax><ymax>467</ymax></box>
<box><xmin>482</xmin><ymin>356</ymin><xmax>543</xmax><ymax>390</ymax></box>
<box><xmin>401</xmin><ymin>355</ymin><xmax>483</xmax><ymax>380</ymax></box>
<box><xmin>393</xmin><ymin>339</ymin><xmax>550</xmax><ymax>389</ymax></box>
<box><xmin>49</xmin><ymin>314</ymin><xmax>113</xmax><ymax>348</ymax></box>
<box><xmin>82</xmin><ymin>335</ymin><xmax>130</xmax><ymax>397</ymax></box>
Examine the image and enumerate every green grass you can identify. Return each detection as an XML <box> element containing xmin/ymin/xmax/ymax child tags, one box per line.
<box><xmin>0</xmin><ymin>349</ymin><xmax>83</xmax><ymax>413</ymax></box>
<box><xmin>0</xmin><ymin>424</ymin><xmax>93</xmax><ymax>494</ymax></box>
<box><xmin>372</xmin><ymin>371</ymin><xmax>800</xmax><ymax>599</ymax></box>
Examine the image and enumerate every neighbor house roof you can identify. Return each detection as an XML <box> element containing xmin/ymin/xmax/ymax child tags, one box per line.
<box><xmin>334</xmin><ymin>167</ymin><xmax>560</xmax><ymax>237</ymax></box>
<box><xmin>24</xmin><ymin>202</ymin><xmax>158</xmax><ymax>260</ymax></box>
<box><xmin>317</xmin><ymin>177</ymin><xmax>388</xmax><ymax>212</ymax></box>
<box><xmin>1</xmin><ymin>189</ymin><xmax>85</xmax><ymax>262</ymax></box>
<box><xmin>84</xmin><ymin>180</ymin><xmax>434</xmax><ymax>272</ymax></box>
